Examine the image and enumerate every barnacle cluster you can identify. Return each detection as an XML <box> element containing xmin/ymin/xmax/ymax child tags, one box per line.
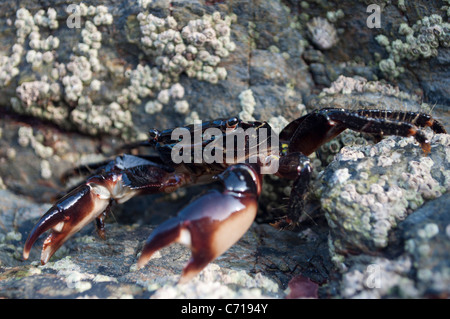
<box><xmin>442</xmin><ymin>0</ymin><xmax>450</xmax><ymax>16</ymax></box>
<box><xmin>0</xmin><ymin>8</ymin><xmax>58</xmax><ymax>86</ymax></box>
<box><xmin>316</xmin><ymin>133</ymin><xmax>449</xmax><ymax>255</ymax></box>
<box><xmin>6</xmin><ymin>8</ymin><xmax>68</xmax><ymax>126</ymax></box>
<box><xmin>340</xmin><ymin>256</ymin><xmax>416</xmax><ymax>298</ymax></box>
<box><xmin>120</xmin><ymin>10</ymin><xmax>236</xmax><ymax>117</ymax></box>
<box><xmin>2</xmin><ymin>3</ymin><xmax>238</xmax><ymax>139</ymax></box>
<box><xmin>17</xmin><ymin>126</ymin><xmax>55</xmax><ymax>179</ymax></box>
<box><xmin>6</xmin><ymin>5</ymin><xmax>136</xmax><ymax>137</ymax></box>
<box><xmin>61</xmin><ymin>4</ymin><xmax>134</xmax><ymax>136</ymax></box>
<box><xmin>376</xmin><ymin>14</ymin><xmax>450</xmax><ymax>78</ymax></box>
<box><xmin>238</xmin><ymin>89</ymin><xmax>256</xmax><ymax>121</ymax></box>
<box><xmin>321</xmin><ymin>75</ymin><xmax>402</xmax><ymax>97</ymax></box>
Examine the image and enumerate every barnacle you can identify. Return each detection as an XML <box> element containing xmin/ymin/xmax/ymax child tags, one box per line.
<box><xmin>126</xmin><ymin>10</ymin><xmax>236</xmax><ymax>118</ymax></box>
<box><xmin>376</xmin><ymin>13</ymin><xmax>450</xmax><ymax>78</ymax></box>
<box><xmin>306</xmin><ymin>17</ymin><xmax>338</xmax><ymax>50</ymax></box>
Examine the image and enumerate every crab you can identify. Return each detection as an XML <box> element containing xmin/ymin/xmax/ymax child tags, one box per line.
<box><xmin>22</xmin><ymin>108</ymin><xmax>446</xmax><ymax>283</ymax></box>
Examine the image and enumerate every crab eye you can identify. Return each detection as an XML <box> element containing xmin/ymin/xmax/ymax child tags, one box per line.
<box><xmin>148</xmin><ymin>129</ymin><xmax>160</xmax><ymax>143</ymax></box>
<box><xmin>226</xmin><ymin>117</ymin><xmax>239</xmax><ymax>128</ymax></box>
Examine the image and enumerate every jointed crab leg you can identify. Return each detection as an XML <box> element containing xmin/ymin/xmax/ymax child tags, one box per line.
<box><xmin>137</xmin><ymin>164</ymin><xmax>261</xmax><ymax>283</ymax></box>
<box><xmin>23</xmin><ymin>155</ymin><xmax>191</xmax><ymax>264</ymax></box>
<box><xmin>281</xmin><ymin>108</ymin><xmax>447</xmax><ymax>156</ymax></box>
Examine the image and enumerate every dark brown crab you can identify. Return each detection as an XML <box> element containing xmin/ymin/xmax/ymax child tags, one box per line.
<box><xmin>22</xmin><ymin>108</ymin><xmax>446</xmax><ymax>283</ymax></box>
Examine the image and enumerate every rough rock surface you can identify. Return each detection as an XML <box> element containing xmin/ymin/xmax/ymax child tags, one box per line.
<box><xmin>315</xmin><ymin>133</ymin><xmax>449</xmax><ymax>255</ymax></box>
<box><xmin>0</xmin><ymin>189</ymin><xmax>332</xmax><ymax>299</ymax></box>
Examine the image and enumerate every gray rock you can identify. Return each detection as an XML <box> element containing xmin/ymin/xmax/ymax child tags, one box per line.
<box><xmin>0</xmin><ymin>187</ymin><xmax>332</xmax><ymax>298</ymax></box>
<box><xmin>398</xmin><ymin>192</ymin><xmax>450</xmax><ymax>297</ymax></box>
<box><xmin>314</xmin><ymin>133</ymin><xmax>449</xmax><ymax>255</ymax></box>
<box><xmin>1</xmin><ymin>0</ymin><xmax>450</xmax><ymax>300</ymax></box>
<box><xmin>327</xmin><ymin>193</ymin><xmax>450</xmax><ymax>298</ymax></box>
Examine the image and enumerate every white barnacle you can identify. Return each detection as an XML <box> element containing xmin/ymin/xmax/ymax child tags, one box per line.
<box><xmin>174</xmin><ymin>43</ymin><xmax>186</xmax><ymax>54</ymax></box>
<box><xmin>165</xmin><ymin>42</ymin><xmax>175</xmax><ymax>53</ymax></box>
<box><xmin>202</xmin><ymin>65</ymin><xmax>214</xmax><ymax>74</ymax></box>
<box><xmin>141</xmin><ymin>36</ymin><xmax>153</xmax><ymax>47</ymax></box>
<box><xmin>239</xmin><ymin>89</ymin><xmax>256</xmax><ymax>114</ymax></box>
<box><xmin>145</xmin><ymin>100</ymin><xmax>163</xmax><ymax>114</ymax></box>
<box><xmin>91</xmin><ymin>31</ymin><xmax>102</xmax><ymax>43</ymax></box>
<box><xmin>42</xmin><ymin>51</ymin><xmax>54</xmax><ymax>64</ymax></box>
<box><xmin>186</xmin><ymin>45</ymin><xmax>198</xmax><ymax>55</ymax></box>
<box><xmin>29</xmin><ymin>38</ymin><xmax>41</xmax><ymax>50</ymax></box>
<box><xmin>49</xmin><ymin>82</ymin><xmax>61</xmax><ymax>96</ymax></box>
<box><xmin>215</xmin><ymin>67</ymin><xmax>227</xmax><ymax>81</ymax></box>
<box><xmin>28</xmin><ymin>30</ymin><xmax>40</xmax><ymax>41</ymax></box>
<box><xmin>202</xmin><ymin>27</ymin><xmax>216</xmax><ymax>40</ymax></box>
<box><xmin>166</xmin><ymin>16</ymin><xmax>177</xmax><ymax>29</ymax></box>
<box><xmin>174</xmin><ymin>100</ymin><xmax>189</xmax><ymax>114</ymax></box>
<box><xmin>12</xmin><ymin>43</ymin><xmax>23</xmax><ymax>55</ymax></box>
<box><xmin>224</xmin><ymin>41</ymin><xmax>236</xmax><ymax>52</ymax></box>
<box><xmin>32</xmin><ymin>52</ymin><xmax>43</xmax><ymax>68</ymax></box>
<box><xmin>197</xmin><ymin>50</ymin><xmax>210</xmax><ymax>61</ymax></box>
<box><xmin>90</xmin><ymin>79</ymin><xmax>101</xmax><ymax>91</ymax></box>
<box><xmin>169</xmin><ymin>83</ymin><xmax>185</xmax><ymax>99</ymax></box>
<box><xmin>79</xmin><ymin>69</ymin><xmax>93</xmax><ymax>83</ymax></box>
<box><xmin>157</xmin><ymin>89</ymin><xmax>170</xmax><ymax>104</ymax></box>
<box><xmin>47</xmin><ymin>8</ymin><xmax>57</xmax><ymax>22</ymax></box>
<box><xmin>205</xmin><ymin>72</ymin><xmax>218</xmax><ymax>84</ymax></box>
<box><xmin>103</xmin><ymin>13</ymin><xmax>113</xmax><ymax>25</ymax></box>
<box><xmin>78</xmin><ymin>43</ymin><xmax>90</xmax><ymax>53</ymax></box>
<box><xmin>92</xmin><ymin>14</ymin><xmax>102</xmax><ymax>26</ymax></box>
<box><xmin>40</xmin><ymin>160</ymin><xmax>52</xmax><ymax>179</ymax></box>
<box><xmin>50</xmin><ymin>36</ymin><xmax>60</xmax><ymax>49</ymax></box>
<box><xmin>87</xmin><ymin>5</ymin><xmax>97</xmax><ymax>16</ymax></box>
<box><xmin>307</xmin><ymin>17</ymin><xmax>338</xmax><ymax>50</ymax></box>
<box><xmin>215</xmin><ymin>48</ymin><xmax>229</xmax><ymax>58</ymax></box>
<box><xmin>207</xmin><ymin>55</ymin><xmax>220</xmax><ymax>66</ymax></box>
<box><xmin>215</xmin><ymin>23</ymin><xmax>231</xmax><ymax>37</ymax></box>
<box><xmin>26</xmin><ymin>50</ymin><xmax>36</xmax><ymax>63</ymax></box>
<box><xmin>96</xmin><ymin>5</ymin><xmax>109</xmax><ymax>14</ymax></box>
<box><xmin>212</xmin><ymin>11</ymin><xmax>222</xmax><ymax>22</ymax></box>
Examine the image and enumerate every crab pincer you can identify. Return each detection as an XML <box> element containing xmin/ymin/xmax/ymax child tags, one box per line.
<box><xmin>22</xmin><ymin>177</ymin><xmax>117</xmax><ymax>264</ymax></box>
<box><xmin>137</xmin><ymin>164</ymin><xmax>261</xmax><ymax>283</ymax></box>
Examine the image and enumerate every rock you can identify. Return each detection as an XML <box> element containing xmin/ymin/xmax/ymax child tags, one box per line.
<box><xmin>0</xmin><ymin>0</ymin><xmax>450</xmax><ymax>300</ymax></box>
<box><xmin>397</xmin><ymin>192</ymin><xmax>450</xmax><ymax>297</ymax></box>
<box><xmin>314</xmin><ymin>133</ymin><xmax>449</xmax><ymax>255</ymax></box>
<box><xmin>327</xmin><ymin>193</ymin><xmax>450</xmax><ymax>298</ymax></box>
<box><xmin>0</xmin><ymin>0</ymin><xmax>312</xmax><ymax>140</ymax></box>
<box><xmin>0</xmin><ymin>189</ymin><xmax>333</xmax><ymax>298</ymax></box>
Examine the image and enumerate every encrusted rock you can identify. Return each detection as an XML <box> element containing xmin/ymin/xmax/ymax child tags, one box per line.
<box><xmin>314</xmin><ymin>133</ymin><xmax>449</xmax><ymax>256</ymax></box>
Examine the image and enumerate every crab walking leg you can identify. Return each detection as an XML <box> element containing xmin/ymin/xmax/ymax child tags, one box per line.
<box><xmin>274</xmin><ymin>152</ymin><xmax>313</xmax><ymax>228</ymax></box>
<box><xmin>282</xmin><ymin>108</ymin><xmax>447</xmax><ymax>156</ymax></box>
<box><xmin>137</xmin><ymin>164</ymin><xmax>262</xmax><ymax>283</ymax></box>
<box><xmin>23</xmin><ymin>155</ymin><xmax>189</xmax><ymax>265</ymax></box>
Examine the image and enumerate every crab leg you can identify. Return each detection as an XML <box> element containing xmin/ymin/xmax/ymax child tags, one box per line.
<box><xmin>282</xmin><ymin>108</ymin><xmax>447</xmax><ymax>156</ymax></box>
<box><xmin>273</xmin><ymin>152</ymin><xmax>312</xmax><ymax>228</ymax></box>
<box><xmin>137</xmin><ymin>164</ymin><xmax>261</xmax><ymax>283</ymax></box>
<box><xmin>23</xmin><ymin>155</ymin><xmax>190</xmax><ymax>264</ymax></box>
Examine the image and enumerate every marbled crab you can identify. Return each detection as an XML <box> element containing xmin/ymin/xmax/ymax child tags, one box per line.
<box><xmin>23</xmin><ymin>108</ymin><xmax>446</xmax><ymax>283</ymax></box>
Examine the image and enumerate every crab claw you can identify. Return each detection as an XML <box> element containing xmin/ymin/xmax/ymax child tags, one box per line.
<box><xmin>137</xmin><ymin>164</ymin><xmax>261</xmax><ymax>283</ymax></box>
<box><xmin>23</xmin><ymin>182</ymin><xmax>112</xmax><ymax>264</ymax></box>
